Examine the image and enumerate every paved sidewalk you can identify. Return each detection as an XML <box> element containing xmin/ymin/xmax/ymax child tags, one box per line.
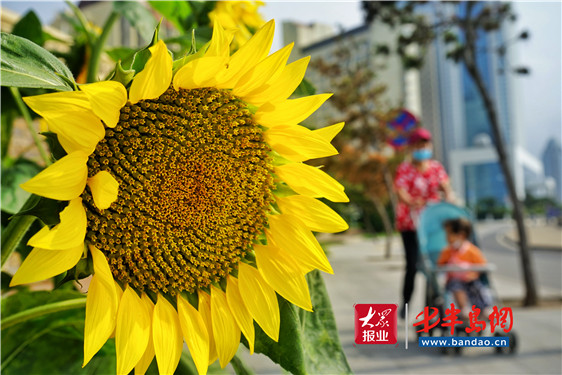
<box><xmin>503</xmin><ymin>220</ymin><xmax>562</xmax><ymax>250</ymax></box>
<box><xmin>238</xmin><ymin>231</ymin><xmax>561</xmax><ymax>374</ymax></box>
<box><xmin>323</xmin><ymin>234</ymin><xmax>562</xmax><ymax>374</ymax></box>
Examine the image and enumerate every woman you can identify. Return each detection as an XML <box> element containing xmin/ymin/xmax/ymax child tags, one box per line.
<box><xmin>394</xmin><ymin>127</ymin><xmax>454</xmax><ymax>318</ymax></box>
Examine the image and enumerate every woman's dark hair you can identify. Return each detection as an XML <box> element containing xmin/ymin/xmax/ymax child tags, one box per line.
<box><xmin>443</xmin><ymin>218</ymin><xmax>472</xmax><ymax>238</ymax></box>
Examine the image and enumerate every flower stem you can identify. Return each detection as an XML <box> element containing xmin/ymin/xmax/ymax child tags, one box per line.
<box><xmin>1</xmin><ymin>298</ymin><xmax>87</xmax><ymax>330</ymax></box>
<box><xmin>1</xmin><ymin>213</ymin><xmax>36</xmax><ymax>268</ymax></box>
<box><xmin>86</xmin><ymin>11</ymin><xmax>119</xmax><ymax>83</ymax></box>
<box><xmin>9</xmin><ymin>87</ymin><xmax>51</xmax><ymax>166</ymax></box>
<box><xmin>65</xmin><ymin>0</ymin><xmax>93</xmax><ymax>47</ymax></box>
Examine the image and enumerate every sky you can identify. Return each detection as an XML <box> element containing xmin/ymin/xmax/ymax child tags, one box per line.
<box><xmin>2</xmin><ymin>0</ymin><xmax>561</xmax><ymax>159</ymax></box>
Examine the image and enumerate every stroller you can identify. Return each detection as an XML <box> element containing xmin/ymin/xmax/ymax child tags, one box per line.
<box><xmin>416</xmin><ymin>202</ymin><xmax>517</xmax><ymax>354</ymax></box>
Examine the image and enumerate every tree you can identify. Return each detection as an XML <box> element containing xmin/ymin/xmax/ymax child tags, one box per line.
<box><xmin>362</xmin><ymin>1</ymin><xmax>538</xmax><ymax>305</ymax></box>
<box><xmin>309</xmin><ymin>39</ymin><xmax>402</xmax><ymax>258</ymax></box>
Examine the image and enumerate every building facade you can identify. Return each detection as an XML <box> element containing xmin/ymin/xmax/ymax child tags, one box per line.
<box><xmin>419</xmin><ymin>4</ymin><xmax>544</xmax><ymax>209</ymax></box>
<box><xmin>542</xmin><ymin>138</ymin><xmax>562</xmax><ymax>201</ymax></box>
<box><xmin>285</xmin><ymin>4</ymin><xmax>543</xmax><ymax>210</ymax></box>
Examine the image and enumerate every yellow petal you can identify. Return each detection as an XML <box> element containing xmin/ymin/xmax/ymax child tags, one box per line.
<box><xmin>109</xmin><ymin>281</ymin><xmax>124</xmax><ymax>340</ymax></box>
<box><xmin>313</xmin><ymin>122</ymin><xmax>345</xmax><ymax>143</ymax></box>
<box><xmin>172</xmin><ymin>56</ymin><xmax>228</xmax><ymax>90</ymax></box>
<box><xmin>87</xmin><ymin>171</ymin><xmax>119</xmax><ymax>210</ymax></box>
<box><xmin>276</xmin><ymin>195</ymin><xmax>348</xmax><ymax>233</ymax></box>
<box><xmin>84</xmin><ymin>246</ymin><xmax>119</xmax><ymax>367</ymax></box>
<box><xmin>210</xmin><ymin>286</ymin><xmax>240</xmax><ymax>368</ymax></box>
<box><xmin>265</xmin><ymin>125</ymin><xmax>338</xmax><ymax>162</ymax></box>
<box><xmin>20</xmin><ymin>151</ymin><xmax>88</xmax><ymax>201</ymax></box>
<box><xmin>198</xmin><ymin>291</ymin><xmax>218</xmax><ymax>365</ymax></box>
<box><xmin>135</xmin><ymin>294</ymin><xmax>156</xmax><ymax>375</ymax></box>
<box><xmin>243</xmin><ymin>56</ymin><xmax>310</xmax><ymax>106</ymax></box>
<box><xmin>232</xmin><ymin>43</ymin><xmax>293</xmax><ymax>98</ymax></box>
<box><xmin>216</xmin><ymin>20</ymin><xmax>275</xmax><ymax>88</ymax></box>
<box><xmin>80</xmin><ymin>81</ymin><xmax>127</xmax><ymax>128</ymax></box>
<box><xmin>254</xmin><ymin>244</ymin><xmax>312</xmax><ymax>312</ymax></box>
<box><xmin>238</xmin><ymin>263</ymin><xmax>280</xmax><ymax>342</ymax></box>
<box><xmin>23</xmin><ymin>91</ymin><xmax>91</xmax><ymax>116</ymax></box>
<box><xmin>39</xmin><ymin>118</ymin><xmax>49</xmax><ymax>133</ymax></box>
<box><xmin>28</xmin><ymin>197</ymin><xmax>86</xmax><ymax>250</ymax></box>
<box><xmin>153</xmin><ymin>295</ymin><xmax>183</xmax><ymax>375</ymax></box>
<box><xmin>116</xmin><ymin>287</ymin><xmax>151</xmax><ymax>375</ymax></box>
<box><xmin>45</xmin><ymin>110</ymin><xmax>105</xmax><ymax>154</ymax></box>
<box><xmin>266</xmin><ymin>214</ymin><xmax>333</xmax><ymax>274</ymax></box>
<box><xmin>10</xmin><ymin>244</ymin><xmax>84</xmax><ymax>286</ymax></box>
<box><xmin>254</xmin><ymin>94</ymin><xmax>332</xmax><ymax>128</ymax></box>
<box><xmin>225</xmin><ymin>276</ymin><xmax>255</xmax><ymax>354</ymax></box>
<box><xmin>205</xmin><ymin>20</ymin><xmax>234</xmax><ymax>58</ymax></box>
<box><xmin>24</xmin><ymin>92</ymin><xmax>104</xmax><ymax>154</ymax></box>
<box><xmin>275</xmin><ymin>163</ymin><xmax>348</xmax><ymax>203</ymax></box>
<box><xmin>129</xmin><ymin>40</ymin><xmax>172</xmax><ymax>104</ymax></box>
<box><xmin>177</xmin><ymin>295</ymin><xmax>209</xmax><ymax>375</ymax></box>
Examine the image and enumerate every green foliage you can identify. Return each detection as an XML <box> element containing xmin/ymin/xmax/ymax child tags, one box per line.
<box><xmin>1</xmin><ymin>290</ymin><xmax>117</xmax><ymax>375</ymax></box>
<box><xmin>148</xmin><ymin>0</ymin><xmax>193</xmax><ymax>31</ymax></box>
<box><xmin>1</xmin><ymin>158</ymin><xmax>42</xmax><ymax>214</ymax></box>
<box><xmin>474</xmin><ymin>196</ymin><xmax>510</xmax><ymax>220</ymax></box>
<box><xmin>1</xmin><ymin>87</ymin><xmax>17</xmax><ymax>160</ymax></box>
<box><xmin>109</xmin><ymin>60</ymin><xmax>136</xmax><ymax>87</ymax></box>
<box><xmin>147</xmin><ymin>0</ymin><xmax>214</xmax><ymax>54</ymax></box>
<box><xmin>42</xmin><ymin>132</ymin><xmax>67</xmax><ymax>160</ymax></box>
<box><xmin>250</xmin><ymin>271</ymin><xmax>352</xmax><ymax>375</ymax></box>
<box><xmin>292</xmin><ymin>78</ymin><xmax>317</xmax><ymax>98</ymax></box>
<box><xmin>524</xmin><ymin>191</ymin><xmax>561</xmax><ymax>216</ymax></box>
<box><xmin>105</xmin><ymin>46</ymin><xmax>136</xmax><ymax>65</ymax></box>
<box><xmin>11</xmin><ymin>10</ymin><xmax>44</xmax><ymax>46</ymax></box>
<box><xmin>113</xmin><ymin>1</ymin><xmax>158</xmax><ymax>43</ymax></box>
<box><xmin>14</xmin><ymin>194</ymin><xmax>67</xmax><ymax>227</ymax></box>
<box><xmin>0</xmin><ymin>32</ymin><xmax>75</xmax><ymax>91</ymax></box>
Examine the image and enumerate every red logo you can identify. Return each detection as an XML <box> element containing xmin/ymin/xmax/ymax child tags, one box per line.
<box><xmin>354</xmin><ymin>304</ymin><xmax>397</xmax><ymax>345</ymax></box>
<box><xmin>413</xmin><ymin>304</ymin><xmax>514</xmax><ymax>334</ymax></box>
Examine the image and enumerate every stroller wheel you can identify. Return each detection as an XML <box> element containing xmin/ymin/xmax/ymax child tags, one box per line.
<box><xmin>494</xmin><ymin>331</ymin><xmax>517</xmax><ymax>355</ymax></box>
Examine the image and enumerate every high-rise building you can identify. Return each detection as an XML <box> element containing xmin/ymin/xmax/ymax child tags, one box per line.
<box><xmin>286</xmin><ymin>3</ymin><xmax>544</xmax><ymax>210</ymax></box>
<box><xmin>418</xmin><ymin>3</ymin><xmax>544</xmax><ymax>209</ymax></box>
<box><xmin>542</xmin><ymin>138</ymin><xmax>562</xmax><ymax>201</ymax></box>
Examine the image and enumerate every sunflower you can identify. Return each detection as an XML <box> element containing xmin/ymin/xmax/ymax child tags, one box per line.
<box><xmin>209</xmin><ymin>1</ymin><xmax>265</xmax><ymax>49</ymax></box>
<box><xmin>11</xmin><ymin>20</ymin><xmax>348</xmax><ymax>375</ymax></box>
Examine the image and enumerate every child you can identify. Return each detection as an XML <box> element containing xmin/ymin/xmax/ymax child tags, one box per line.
<box><xmin>437</xmin><ymin>218</ymin><xmax>491</xmax><ymax>317</ymax></box>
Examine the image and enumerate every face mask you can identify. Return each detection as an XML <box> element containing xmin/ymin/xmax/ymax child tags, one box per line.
<box><xmin>412</xmin><ymin>148</ymin><xmax>433</xmax><ymax>161</ymax></box>
<box><xmin>451</xmin><ymin>240</ymin><xmax>463</xmax><ymax>249</ymax></box>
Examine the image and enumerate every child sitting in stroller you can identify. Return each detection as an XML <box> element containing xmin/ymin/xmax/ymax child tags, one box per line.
<box><xmin>437</xmin><ymin>218</ymin><xmax>491</xmax><ymax>318</ymax></box>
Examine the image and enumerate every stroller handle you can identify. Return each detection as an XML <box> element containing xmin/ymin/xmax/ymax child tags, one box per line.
<box><xmin>431</xmin><ymin>264</ymin><xmax>497</xmax><ymax>273</ymax></box>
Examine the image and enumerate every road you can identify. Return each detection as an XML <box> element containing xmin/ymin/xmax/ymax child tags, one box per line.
<box><xmin>475</xmin><ymin>220</ymin><xmax>562</xmax><ymax>299</ymax></box>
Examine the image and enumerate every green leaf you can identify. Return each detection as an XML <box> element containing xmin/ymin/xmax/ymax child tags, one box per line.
<box><xmin>113</xmin><ymin>1</ymin><xmax>157</xmax><ymax>43</ymax></box>
<box><xmin>105</xmin><ymin>46</ymin><xmax>136</xmax><ymax>64</ymax></box>
<box><xmin>187</xmin><ymin>0</ymin><xmax>215</xmax><ymax>26</ymax></box>
<box><xmin>42</xmin><ymin>132</ymin><xmax>67</xmax><ymax>161</ymax></box>
<box><xmin>1</xmin><ymin>158</ymin><xmax>42</xmax><ymax>214</ymax></box>
<box><xmin>130</xmin><ymin>23</ymin><xmax>163</xmax><ymax>74</ymax></box>
<box><xmin>14</xmin><ymin>194</ymin><xmax>66</xmax><ymax>227</ymax></box>
<box><xmin>250</xmin><ymin>270</ymin><xmax>352</xmax><ymax>375</ymax></box>
<box><xmin>0</xmin><ymin>32</ymin><xmax>75</xmax><ymax>91</ymax></box>
<box><xmin>1</xmin><ymin>87</ymin><xmax>17</xmax><ymax>160</ymax></box>
<box><xmin>110</xmin><ymin>61</ymin><xmax>135</xmax><ymax>88</ymax></box>
<box><xmin>292</xmin><ymin>78</ymin><xmax>317</xmax><ymax>98</ymax></box>
<box><xmin>1</xmin><ymin>290</ymin><xmax>116</xmax><ymax>374</ymax></box>
<box><xmin>148</xmin><ymin>0</ymin><xmax>192</xmax><ymax>31</ymax></box>
<box><xmin>298</xmin><ymin>270</ymin><xmax>352</xmax><ymax>374</ymax></box>
<box><xmin>11</xmin><ymin>11</ymin><xmax>44</xmax><ymax>46</ymax></box>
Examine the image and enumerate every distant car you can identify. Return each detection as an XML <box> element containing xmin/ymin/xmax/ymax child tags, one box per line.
<box><xmin>546</xmin><ymin>206</ymin><xmax>562</xmax><ymax>226</ymax></box>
